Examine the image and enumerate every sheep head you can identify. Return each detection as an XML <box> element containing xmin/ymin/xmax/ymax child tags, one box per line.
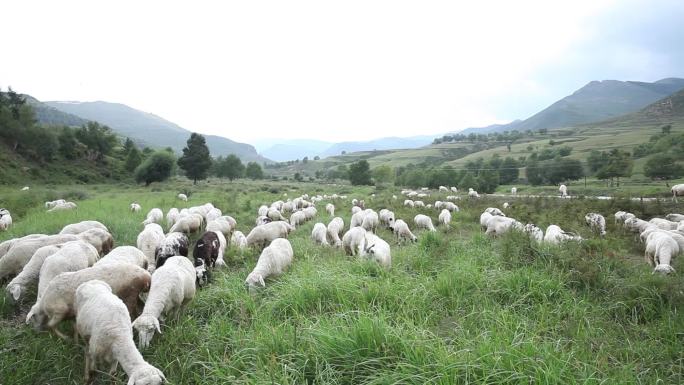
<box><xmin>132</xmin><ymin>315</ymin><xmax>161</xmax><ymax>349</ymax></box>
<box><xmin>7</xmin><ymin>283</ymin><xmax>22</xmax><ymax>301</ymax></box>
<box><xmin>245</xmin><ymin>273</ymin><xmax>265</xmax><ymax>290</ymax></box>
<box><xmin>653</xmin><ymin>264</ymin><xmax>676</xmax><ymax>275</ymax></box>
<box><xmin>128</xmin><ymin>364</ymin><xmax>166</xmax><ymax>385</ymax></box>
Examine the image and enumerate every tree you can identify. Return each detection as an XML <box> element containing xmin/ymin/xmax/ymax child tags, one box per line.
<box><xmin>75</xmin><ymin>122</ymin><xmax>118</xmax><ymax>161</ymax></box>
<box><xmin>302</xmin><ymin>156</ymin><xmax>308</xmax><ymax>164</ymax></box>
<box><xmin>372</xmin><ymin>165</ymin><xmax>394</xmax><ymax>187</ymax></box>
<box><xmin>593</xmin><ymin>149</ymin><xmax>633</xmax><ymax>186</ymax></box>
<box><xmin>177</xmin><ymin>133</ymin><xmax>212</xmax><ymax>184</ymax></box>
<box><xmin>58</xmin><ymin>127</ymin><xmax>80</xmax><ymax>159</ymax></box>
<box><xmin>348</xmin><ymin>160</ymin><xmax>372</xmax><ymax>185</ymax></box>
<box><xmin>125</xmin><ymin>146</ymin><xmax>143</xmax><ymax>172</ymax></box>
<box><xmin>294</xmin><ymin>172</ymin><xmax>304</xmax><ymax>182</ymax></box>
<box><xmin>134</xmin><ymin>151</ymin><xmax>176</xmax><ymax>186</ymax></box>
<box><xmin>245</xmin><ymin>162</ymin><xmax>264</xmax><ymax>179</ymax></box>
<box><xmin>215</xmin><ymin>154</ymin><xmax>244</xmax><ymax>180</ymax></box>
<box><xmin>662</xmin><ymin>124</ymin><xmax>672</xmax><ymax>135</ymax></box>
<box><xmin>644</xmin><ymin>153</ymin><xmax>683</xmax><ymax>183</ymax></box>
<box><xmin>499</xmin><ymin>157</ymin><xmax>519</xmax><ymax>184</ymax></box>
<box><xmin>314</xmin><ymin>156</ymin><xmax>320</xmax><ymax>160</ymax></box>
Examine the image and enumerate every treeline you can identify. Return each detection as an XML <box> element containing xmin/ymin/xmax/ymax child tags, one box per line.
<box><xmin>432</xmin><ymin>129</ymin><xmax>548</xmax><ymax>145</ymax></box>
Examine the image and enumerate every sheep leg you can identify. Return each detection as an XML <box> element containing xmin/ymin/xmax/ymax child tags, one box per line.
<box><xmin>645</xmin><ymin>251</ymin><xmax>655</xmax><ymax>267</ymax></box>
<box><xmin>47</xmin><ymin>316</ymin><xmax>69</xmax><ymax>340</ymax></box>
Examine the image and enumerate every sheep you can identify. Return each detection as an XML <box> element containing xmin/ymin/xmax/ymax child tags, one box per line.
<box><xmin>75</xmin><ymin>280</ymin><xmax>166</xmax><ymax>385</ymax></box>
<box><xmin>559</xmin><ymin>184</ymin><xmax>568</xmax><ymax>198</ymax></box>
<box><xmin>0</xmin><ymin>234</ymin><xmax>80</xmax><ymax>282</ymax></box>
<box><xmin>468</xmin><ymin>188</ymin><xmax>480</xmax><ymax>198</ymax></box>
<box><xmin>206</xmin><ymin>207</ymin><xmax>223</xmax><ymax>222</ymax></box>
<box><xmin>0</xmin><ymin>234</ymin><xmax>47</xmax><ymax>260</ymax></box>
<box><xmin>414</xmin><ymin>200</ymin><xmax>425</xmax><ymax>208</ymax></box>
<box><xmin>282</xmin><ymin>201</ymin><xmax>294</xmax><ymax>214</ymax></box>
<box><xmin>196</xmin><ymin>230</ymin><xmax>227</xmax><ymax>272</ymax></box>
<box><xmin>350</xmin><ymin>210</ymin><xmax>367</xmax><ymax>228</ymax></box>
<box><xmin>544</xmin><ymin>225</ymin><xmax>583</xmax><ymax>244</ymax></box>
<box><xmin>672</xmin><ymin>184</ymin><xmax>684</xmax><ymax>203</ymax></box>
<box><xmin>407</xmin><ymin>192</ymin><xmax>418</xmax><ymax>198</ymax></box>
<box><xmin>614</xmin><ymin>211</ymin><xmax>627</xmax><ymax>224</ymax></box>
<box><xmin>503</xmin><ymin>202</ymin><xmax>510</xmax><ymax>209</ymax></box>
<box><xmin>585</xmin><ymin>213</ymin><xmax>607</xmax><ymax>237</ymax></box>
<box><xmin>438</xmin><ymin>186</ymin><xmax>447</xmax><ymax>192</ymax></box>
<box><xmin>446</xmin><ymin>195</ymin><xmax>459</xmax><ymax>201</ymax></box>
<box><xmin>342</xmin><ymin>227</ymin><xmax>368</xmax><ymax>256</ymax></box>
<box><xmin>47</xmin><ymin>201</ymin><xmax>78</xmax><ymax>212</ymax></box>
<box><xmin>21</xmin><ymin>186</ymin><xmax>30</xmax><ymax>191</ymax></box>
<box><xmin>303</xmin><ymin>206</ymin><xmax>317</xmax><ymax>220</ymax></box>
<box><xmin>155</xmin><ymin>232</ymin><xmax>190</xmax><ymax>268</ymax></box>
<box><xmin>77</xmin><ymin>228</ymin><xmax>114</xmax><ymax>255</ymax></box>
<box><xmin>221</xmin><ymin>215</ymin><xmax>237</xmax><ymax>230</ymax></box>
<box><xmin>245</xmin><ymin>238</ymin><xmax>293</xmax><ymax>290</ymax></box>
<box><xmin>438</xmin><ymin>209</ymin><xmax>451</xmax><ymax>227</ymax></box>
<box><xmin>480</xmin><ymin>212</ymin><xmax>494</xmax><ymax>231</ymax></box>
<box><xmin>95</xmin><ymin>246</ymin><xmax>148</xmax><ymax>269</ymax></box>
<box><xmin>206</xmin><ymin>218</ymin><xmax>232</xmax><ymax>237</ymax></box>
<box><xmin>649</xmin><ymin>218</ymin><xmax>679</xmax><ymax>230</ymax></box>
<box><xmin>414</xmin><ymin>214</ymin><xmax>436</xmax><ymax>232</ymax></box>
<box><xmin>443</xmin><ymin>202</ymin><xmax>459</xmax><ymax>212</ymax></box>
<box><xmin>485</xmin><ymin>216</ymin><xmax>523</xmax><ymax>237</ymax></box>
<box><xmin>390</xmin><ymin>220</ymin><xmax>415</xmax><ymax>243</ymax></box>
<box><xmin>142</xmin><ymin>208</ymin><xmax>164</xmax><ymax>226</ymax></box>
<box><xmin>624</xmin><ymin>217</ymin><xmax>651</xmax><ymax>234</ymax></box>
<box><xmin>289</xmin><ymin>211</ymin><xmax>306</xmax><ymax>228</ymax></box>
<box><xmin>450</xmin><ymin>186</ymin><xmax>458</xmax><ymax>193</ymax></box>
<box><xmin>511</xmin><ymin>187</ymin><xmax>517</xmax><ymax>195</ymax></box>
<box><xmin>523</xmin><ymin>224</ymin><xmax>544</xmax><ymax>242</ymax></box>
<box><xmin>5</xmin><ymin>245</ymin><xmax>61</xmax><ymax>302</ymax></box>
<box><xmin>59</xmin><ymin>220</ymin><xmax>108</xmax><ymax>235</ymax></box>
<box><xmin>231</xmin><ymin>230</ymin><xmax>248</xmax><ymax>251</ymax></box>
<box><xmin>665</xmin><ymin>213</ymin><xmax>684</xmax><ymax>222</ymax></box>
<box><xmin>267</xmin><ymin>207</ymin><xmax>286</xmax><ymax>222</ymax></box>
<box><xmin>246</xmin><ymin>221</ymin><xmax>289</xmax><ymax>249</ymax></box>
<box><xmin>361</xmin><ymin>209</ymin><xmax>379</xmax><ymax>233</ymax></box>
<box><xmin>132</xmin><ymin>256</ymin><xmax>196</xmax><ymax>349</ymax></box>
<box><xmin>362</xmin><ymin>232</ymin><xmax>391</xmax><ymax>268</ymax></box>
<box><xmin>645</xmin><ymin>232</ymin><xmax>679</xmax><ymax>274</ymax></box>
<box><xmin>327</xmin><ymin>217</ymin><xmax>345</xmax><ymax>246</ymax></box>
<box><xmin>130</xmin><ymin>203</ymin><xmax>142</xmax><ymax>213</ymax></box>
<box><xmin>169</xmin><ymin>214</ymin><xmax>203</xmax><ymax>234</ymax></box>
<box><xmin>45</xmin><ymin>199</ymin><xmax>66</xmax><ymax>209</ymax></box>
<box><xmin>420</xmin><ymin>187</ymin><xmax>429</xmax><ymax>191</ymax></box>
<box><xmin>26</xmin><ymin>263</ymin><xmax>152</xmax><ymax>339</ymax></box>
<box><xmin>351</xmin><ymin>198</ymin><xmax>359</xmax><ymax>206</ymax></box>
<box><xmin>379</xmin><ymin>209</ymin><xmax>395</xmax><ymax>229</ymax></box>
<box><xmin>434</xmin><ymin>201</ymin><xmax>444</xmax><ymax>210</ymax></box>
<box><xmin>163</xmin><ymin>208</ymin><xmax>178</xmax><ymax>229</ymax></box>
<box><xmin>0</xmin><ymin>210</ymin><xmax>12</xmax><ymax>231</ymax></box>
<box><xmin>32</xmin><ymin>240</ymin><xmax>100</xmax><ymax>302</ymax></box>
<box><xmin>352</xmin><ymin>205</ymin><xmax>363</xmax><ymax>214</ymax></box>
<box><xmin>484</xmin><ymin>207</ymin><xmax>505</xmax><ymax>217</ymax></box>
<box><xmin>178</xmin><ymin>193</ymin><xmax>188</xmax><ymax>201</ymax></box>
<box><xmin>325</xmin><ymin>203</ymin><xmax>335</xmax><ymax>217</ymax></box>
<box><xmin>256</xmin><ymin>215</ymin><xmax>273</xmax><ymax>226</ymax></box>
<box><xmin>311</xmin><ymin>223</ymin><xmax>329</xmax><ymax>245</ymax></box>
<box><xmin>258</xmin><ymin>205</ymin><xmax>269</xmax><ymax>217</ymax></box>
<box><xmin>392</xmin><ymin>195</ymin><xmax>397</xmax><ymax>200</ymax></box>
<box><xmin>137</xmin><ymin>223</ymin><xmax>165</xmax><ymax>272</ymax></box>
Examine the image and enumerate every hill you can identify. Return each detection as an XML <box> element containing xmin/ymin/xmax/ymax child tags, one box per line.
<box><xmin>45</xmin><ymin>101</ymin><xmax>271</xmax><ymax>164</ymax></box>
<box><xmin>460</xmin><ymin>77</ymin><xmax>684</xmax><ymax>135</ymax></box>
<box><xmin>23</xmin><ymin>95</ymin><xmax>88</xmax><ymax>127</ymax></box>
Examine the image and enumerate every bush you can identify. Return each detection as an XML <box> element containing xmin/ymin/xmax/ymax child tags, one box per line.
<box><xmin>134</xmin><ymin>151</ymin><xmax>176</xmax><ymax>186</ymax></box>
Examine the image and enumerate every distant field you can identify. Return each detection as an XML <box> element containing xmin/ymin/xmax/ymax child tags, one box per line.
<box><xmin>1</xmin><ymin>180</ymin><xmax>684</xmax><ymax>384</ymax></box>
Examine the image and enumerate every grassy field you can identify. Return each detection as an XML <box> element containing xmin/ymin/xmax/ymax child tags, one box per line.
<box><xmin>1</xmin><ymin>180</ymin><xmax>684</xmax><ymax>384</ymax></box>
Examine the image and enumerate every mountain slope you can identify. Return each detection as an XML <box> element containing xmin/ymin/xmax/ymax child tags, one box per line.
<box><xmin>318</xmin><ymin>136</ymin><xmax>435</xmax><ymax>158</ymax></box>
<box><xmin>24</xmin><ymin>95</ymin><xmax>87</xmax><ymax>127</ymax></box>
<box><xmin>45</xmin><ymin>101</ymin><xmax>270</xmax><ymax>163</ymax></box>
<box><xmin>258</xmin><ymin>139</ymin><xmax>334</xmax><ymax>162</ymax></box>
<box><xmin>460</xmin><ymin>78</ymin><xmax>684</xmax><ymax>134</ymax></box>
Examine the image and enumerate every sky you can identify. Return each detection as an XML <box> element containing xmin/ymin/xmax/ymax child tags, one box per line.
<box><xmin>2</xmin><ymin>0</ymin><xmax>683</xmax><ymax>144</ymax></box>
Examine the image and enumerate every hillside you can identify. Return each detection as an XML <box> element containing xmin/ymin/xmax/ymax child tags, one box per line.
<box><xmin>45</xmin><ymin>101</ymin><xmax>271</xmax><ymax>164</ymax></box>
<box><xmin>460</xmin><ymin>77</ymin><xmax>684</xmax><ymax>135</ymax></box>
<box><xmin>23</xmin><ymin>95</ymin><xmax>87</xmax><ymax>127</ymax></box>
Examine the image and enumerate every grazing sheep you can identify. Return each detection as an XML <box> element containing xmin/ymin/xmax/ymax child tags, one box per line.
<box><xmin>5</xmin><ymin>245</ymin><xmax>61</xmax><ymax>302</ymax></box>
<box><xmin>649</xmin><ymin>218</ymin><xmax>679</xmax><ymax>230</ymax></box>
<box><xmin>665</xmin><ymin>213</ymin><xmax>684</xmax><ymax>222</ymax></box>
<box><xmin>289</xmin><ymin>211</ymin><xmax>306</xmax><ymax>228</ymax></box>
<box><xmin>503</xmin><ymin>202</ymin><xmax>510</xmax><ymax>209</ymax></box>
<box><xmin>485</xmin><ymin>216</ymin><xmax>522</xmax><ymax>237</ymax></box>
<box><xmin>468</xmin><ymin>188</ymin><xmax>480</xmax><ymax>198</ymax></box>
<box><xmin>443</xmin><ymin>202</ymin><xmax>459</xmax><ymax>212</ymax></box>
<box><xmin>351</xmin><ymin>198</ymin><xmax>359</xmax><ymax>206</ymax></box>
<box><xmin>231</xmin><ymin>230</ymin><xmax>248</xmax><ymax>251</ymax></box>
<box><xmin>624</xmin><ymin>217</ymin><xmax>651</xmax><ymax>234</ymax></box>
<box><xmin>311</xmin><ymin>223</ymin><xmax>329</xmax><ymax>245</ymax></box>
<box><xmin>75</xmin><ymin>280</ymin><xmax>166</xmax><ymax>385</ymax></box>
<box><xmin>45</xmin><ymin>199</ymin><xmax>66</xmax><ymax>209</ymax></box>
<box><xmin>672</xmin><ymin>184</ymin><xmax>684</xmax><ymax>203</ymax></box>
<box><xmin>77</xmin><ymin>228</ymin><xmax>114</xmax><ymax>255</ymax></box>
<box><xmin>392</xmin><ymin>219</ymin><xmax>417</xmax><ymax>243</ymax></box>
<box><xmin>221</xmin><ymin>215</ymin><xmax>237</xmax><ymax>230</ymax></box>
<box><xmin>258</xmin><ymin>205</ymin><xmax>269</xmax><ymax>217</ymax></box>
<box><xmin>155</xmin><ymin>232</ymin><xmax>190</xmax><ymax>268</ymax></box>
<box><xmin>193</xmin><ymin>231</ymin><xmax>223</xmax><ymax>285</ymax></box>
<box><xmin>95</xmin><ymin>246</ymin><xmax>147</xmax><ymax>269</ymax></box>
<box><xmin>438</xmin><ymin>209</ymin><xmax>451</xmax><ymax>227</ymax></box>
<box><xmin>0</xmin><ymin>234</ymin><xmax>79</xmax><ymax>282</ymax></box>
<box><xmin>206</xmin><ymin>207</ymin><xmax>223</xmax><ymax>222</ymax></box>
<box><xmin>392</xmin><ymin>195</ymin><xmax>397</xmax><ymax>200</ymax></box>
<box><xmin>21</xmin><ymin>186</ymin><xmax>30</xmax><ymax>191</ymax></box>
<box><xmin>166</xmin><ymin>208</ymin><xmax>180</xmax><ymax>229</ymax></box>
<box><xmin>645</xmin><ymin>232</ymin><xmax>679</xmax><ymax>274</ymax></box>
<box><xmin>559</xmin><ymin>184</ymin><xmax>568</xmax><ymax>198</ymax></box>
<box><xmin>267</xmin><ymin>207</ymin><xmax>286</xmax><ymax>222</ymax></box>
<box><xmin>59</xmin><ymin>220</ymin><xmax>108</xmax><ymax>235</ymax></box>
<box><xmin>169</xmin><ymin>214</ymin><xmax>203</xmax><ymax>234</ymax></box>
<box><xmin>379</xmin><ymin>209</ymin><xmax>395</xmax><ymax>229</ymax></box>
<box><xmin>544</xmin><ymin>225</ymin><xmax>583</xmax><ymax>244</ymax></box>
<box><xmin>34</xmin><ymin>240</ymin><xmax>100</xmax><ymax>300</ymax></box>
<box><xmin>132</xmin><ymin>256</ymin><xmax>196</xmax><ymax>349</ymax></box>
<box><xmin>0</xmin><ymin>234</ymin><xmax>47</xmax><ymax>260</ymax></box>
<box><xmin>303</xmin><ymin>207</ymin><xmax>317</xmax><ymax>220</ymax></box>
<box><xmin>282</xmin><ymin>201</ymin><xmax>294</xmax><ymax>214</ymax></box>
<box><xmin>414</xmin><ymin>200</ymin><xmax>425</xmax><ymax>208</ymax></box>
<box><xmin>585</xmin><ymin>213</ymin><xmax>607</xmax><ymax>237</ymax></box>
<box><xmin>361</xmin><ymin>210</ymin><xmax>379</xmax><ymax>233</ymax></box>
<box><xmin>206</xmin><ymin>218</ymin><xmax>232</xmax><ymax>237</ymax></box>
<box><xmin>484</xmin><ymin>207</ymin><xmax>505</xmax><ymax>217</ymax></box>
<box><xmin>47</xmin><ymin>202</ymin><xmax>78</xmax><ymax>212</ymax></box>
<box><xmin>524</xmin><ymin>224</ymin><xmax>544</xmax><ymax>242</ymax></box>
<box><xmin>414</xmin><ymin>214</ymin><xmax>436</xmax><ymax>232</ymax></box>
<box><xmin>246</xmin><ymin>221</ymin><xmax>289</xmax><ymax>249</ymax></box>
<box><xmin>327</xmin><ymin>217</ymin><xmax>345</xmax><ymax>246</ymax></box>
<box><xmin>142</xmin><ymin>208</ymin><xmax>164</xmax><ymax>226</ymax></box>
<box><xmin>363</xmin><ymin>232</ymin><xmax>391</xmax><ymax>268</ymax></box>
<box><xmin>0</xmin><ymin>209</ymin><xmax>12</xmax><ymax>231</ymax></box>
<box><xmin>511</xmin><ymin>187</ymin><xmax>517</xmax><ymax>195</ymax></box>
<box><xmin>434</xmin><ymin>201</ymin><xmax>444</xmax><ymax>210</ymax></box>
<box><xmin>342</xmin><ymin>227</ymin><xmax>368</xmax><ymax>256</ymax></box>
<box><xmin>614</xmin><ymin>211</ymin><xmax>627</xmax><ymax>224</ymax></box>
<box><xmin>480</xmin><ymin>212</ymin><xmax>494</xmax><ymax>231</ymax></box>
<box><xmin>450</xmin><ymin>187</ymin><xmax>458</xmax><ymax>193</ymax></box>
<box><xmin>130</xmin><ymin>203</ymin><xmax>142</xmax><ymax>213</ymax></box>
<box><xmin>256</xmin><ymin>215</ymin><xmax>273</xmax><ymax>226</ymax></box>
<box><xmin>446</xmin><ymin>195</ymin><xmax>459</xmax><ymax>201</ymax></box>
<box><xmin>137</xmin><ymin>223</ymin><xmax>166</xmax><ymax>272</ymax></box>
<box><xmin>439</xmin><ymin>186</ymin><xmax>448</xmax><ymax>192</ymax></box>
<box><xmin>350</xmin><ymin>210</ymin><xmax>366</xmax><ymax>229</ymax></box>
<box><xmin>245</xmin><ymin>238</ymin><xmax>293</xmax><ymax>290</ymax></box>
<box><xmin>178</xmin><ymin>193</ymin><xmax>188</xmax><ymax>201</ymax></box>
<box><xmin>352</xmin><ymin>206</ymin><xmax>363</xmax><ymax>214</ymax></box>
<box><xmin>326</xmin><ymin>203</ymin><xmax>335</xmax><ymax>217</ymax></box>
<box><xmin>26</xmin><ymin>263</ymin><xmax>152</xmax><ymax>339</ymax></box>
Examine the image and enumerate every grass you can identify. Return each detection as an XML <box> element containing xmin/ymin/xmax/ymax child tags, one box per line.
<box><xmin>1</xmin><ymin>179</ymin><xmax>684</xmax><ymax>384</ymax></box>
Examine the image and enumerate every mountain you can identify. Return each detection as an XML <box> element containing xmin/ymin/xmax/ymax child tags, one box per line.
<box><xmin>23</xmin><ymin>95</ymin><xmax>87</xmax><ymax>127</ymax></box>
<box><xmin>44</xmin><ymin>101</ymin><xmax>271</xmax><ymax>164</ymax></box>
<box><xmin>318</xmin><ymin>136</ymin><xmax>435</xmax><ymax>158</ymax></box>
<box><xmin>460</xmin><ymin>77</ymin><xmax>684</xmax><ymax>135</ymax></box>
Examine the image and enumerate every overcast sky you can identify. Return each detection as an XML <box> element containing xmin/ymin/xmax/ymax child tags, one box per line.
<box><xmin>2</xmin><ymin>0</ymin><xmax>683</xmax><ymax>143</ymax></box>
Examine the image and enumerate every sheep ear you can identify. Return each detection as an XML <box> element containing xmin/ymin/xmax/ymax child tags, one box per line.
<box><xmin>154</xmin><ymin>318</ymin><xmax>162</xmax><ymax>334</ymax></box>
<box><xmin>10</xmin><ymin>285</ymin><xmax>21</xmax><ymax>301</ymax></box>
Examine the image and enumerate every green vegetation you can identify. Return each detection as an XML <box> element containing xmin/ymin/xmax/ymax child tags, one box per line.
<box><xmin>245</xmin><ymin>161</ymin><xmax>264</xmax><ymax>180</ymax></box>
<box><xmin>177</xmin><ymin>133</ymin><xmax>212</xmax><ymax>184</ymax></box>
<box><xmin>348</xmin><ymin>160</ymin><xmax>372</xmax><ymax>185</ymax></box>
<box><xmin>134</xmin><ymin>150</ymin><xmax>176</xmax><ymax>186</ymax></box>
<box><xmin>0</xmin><ymin>181</ymin><xmax>683</xmax><ymax>384</ymax></box>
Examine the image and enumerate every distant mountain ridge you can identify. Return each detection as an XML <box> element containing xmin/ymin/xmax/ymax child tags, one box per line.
<box><xmin>459</xmin><ymin>77</ymin><xmax>684</xmax><ymax>135</ymax></box>
<box><xmin>44</xmin><ymin>100</ymin><xmax>270</xmax><ymax>164</ymax></box>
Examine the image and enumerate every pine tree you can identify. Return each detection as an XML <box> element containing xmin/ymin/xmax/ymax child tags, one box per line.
<box><xmin>177</xmin><ymin>133</ymin><xmax>212</xmax><ymax>184</ymax></box>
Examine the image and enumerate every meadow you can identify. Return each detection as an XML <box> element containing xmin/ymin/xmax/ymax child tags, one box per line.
<box><xmin>1</xmin><ymin>180</ymin><xmax>683</xmax><ymax>384</ymax></box>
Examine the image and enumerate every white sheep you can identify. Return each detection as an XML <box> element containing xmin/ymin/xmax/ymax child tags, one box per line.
<box><xmin>245</xmin><ymin>238</ymin><xmax>293</xmax><ymax>290</ymax></box>
<box><xmin>645</xmin><ymin>232</ymin><xmax>679</xmax><ymax>274</ymax></box>
<box><xmin>169</xmin><ymin>214</ymin><xmax>203</xmax><ymax>234</ymax></box>
<box><xmin>414</xmin><ymin>200</ymin><xmax>425</xmax><ymax>208</ymax></box>
<box><xmin>166</xmin><ymin>208</ymin><xmax>180</xmax><ymax>229</ymax></box>
<box><xmin>95</xmin><ymin>246</ymin><xmax>148</xmax><ymax>269</ymax></box>
<box><xmin>439</xmin><ymin>186</ymin><xmax>448</xmax><ymax>192</ymax></box>
<box><xmin>485</xmin><ymin>216</ymin><xmax>522</xmax><ymax>237</ymax></box>
<box><xmin>206</xmin><ymin>207</ymin><xmax>223</xmax><ymax>222</ymax></box>
<box><xmin>21</xmin><ymin>186</ymin><xmax>30</xmax><ymax>191</ymax></box>
<box><xmin>392</xmin><ymin>219</ymin><xmax>417</xmax><ymax>243</ymax></box>
<box><xmin>142</xmin><ymin>208</ymin><xmax>164</xmax><ymax>226</ymax></box>
<box><xmin>480</xmin><ymin>212</ymin><xmax>493</xmax><ymax>231</ymax></box>
<box><xmin>130</xmin><ymin>203</ymin><xmax>142</xmax><ymax>213</ymax></box>
<box><xmin>267</xmin><ymin>207</ymin><xmax>286</xmax><ymax>222</ymax></box>
<box><xmin>132</xmin><ymin>256</ymin><xmax>196</xmax><ymax>348</ymax></box>
<box><xmin>136</xmin><ymin>223</ymin><xmax>166</xmax><ymax>272</ymax></box>
<box><xmin>206</xmin><ymin>218</ymin><xmax>232</xmax><ymax>237</ymax></box>
<box><xmin>0</xmin><ymin>234</ymin><xmax>47</xmax><ymax>259</ymax></box>
<box><xmin>303</xmin><ymin>206</ymin><xmax>317</xmax><ymax>220</ymax></box>
<box><xmin>326</xmin><ymin>203</ymin><xmax>335</xmax><ymax>217</ymax></box>
<box><xmin>352</xmin><ymin>206</ymin><xmax>363</xmax><ymax>214</ymax></box>
<box><xmin>363</xmin><ymin>232</ymin><xmax>391</xmax><ymax>268</ymax></box>
<box><xmin>672</xmin><ymin>184</ymin><xmax>684</xmax><ymax>203</ymax></box>
<box><xmin>78</xmin><ymin>228</ymin><xmax>114</xmax><ymax>255</ymax></box>
<box><xmin>246</xmin><ymin>221</ymin><xmax>289</xmax><ymax>249</ymax></box>
<box><xmin>59</xmin><ymin>220</ymin><xmax>108</xmax><ymax>235</ymax></box>
<box><xmin>258</xmin><ymin>205</ymin><xmax>269</xmax><ymax>217</ymax></box>
<box><xmin>379</xmin><ymin>209</ymin><xmax>395</xmax><ymax>228</ymax></box>
<box><xmin>361</xmin><ymin>209</ymin><xmax>379</xmax><ymax>233</ymax></box>
<box><xmin>503</xmin><ymin>202</ymin><xmax>510</xmax><ymax>209</ymax></box>
<box><xmin>221</xmin><ymin>215</ymin><xmax>237</xmax><ymax>230</ymax></box>
<box><xmin>256</xmin><ymin>215</ymin><xmax>272</xmax><ymax>226</ymax></box>
<box><xmin>231</xmin><ymin>230</ymin><xmax>248</xmax><ymax>251</ymax></box>
<box><xmin>5</xmin><ymin>245</ymin><xmax>61</xmax><ymax>302</ymax></box>
<box><xmin>35</xmin><ymin>240</ymin><xmax>100</xmax><ymax>300</ymax></box>
<box><xmin>468</xmin><ymin>188</ymin><xmax>480</xmax><ymax>198</ymax></box>
<box><xmin>585</xmin><ymin>213</ymin><xmax>607</xmax><ymax>237</ymax></box>
<box><xmin>443</xmin><ymin>202</ymin><xmax>459</xmax><ymax>212</ymax></box>
<box><xmin>75</xmin><ymin>280</ymin><xmax>166</xmax><ymax>384</ymax></box>
<box><xmin>178</xmin><ymin>193</ymin><xmax>188</xmax><ymax>201</ymax></box>
<box><xmin>311</xmin><ymin>223</ymin><xmax>329</xmax><ymax>245</ymax></box>
<box><xmin>0</xmin><ymin>234</ymin><xmax>79</xmax><ymax>282</ymax></box>
<box><xmin>414</xmin><ymin>214</ymin><xmax>436</xmax><ymax>232</ymax></box>
<box><xmin>559</xmin><ymin>184</ymin><xmax>568</xmax><ymax>198</ymax></box>
<box><xmin>342</xmin><ymin>227</ymin><xmax>368</xmax><ymax>256</ymax></box>
<box><xmin>511</xmin><ymin>187</ymin><xmax>517</xmax><ymax>195</ymax></box>
<box><xmin>665</xmin><ymin>213</ymin><xmax>684</xmax><ymax>222</ymax></box>
<box><xmin>45</xmin><ymin>199</ymin><xmax>66</xmax><ymax>209</ymax></box>
<box><xmin>47</xmin><ymin>201</ymin><xmax>78</xmax><ymax>212</ymax></box>
<box><xmin>289</xmin><ymin>211</ymin><xmax>307</xmax><ymax>228</ymax></box>
<box><xmin>524</xmin><ymin>224</ymin><xmax>544</xmax><ymax>242</ymax></box>
<box><xmin>0</xmin><ymin>209</ymin><xmax>12</xmax><ymax>231</ymax></box>
<box><xmin>327</xmin><ymin>217</ymin><xmax>344</xmax><ymax>246</ymax></box>
<box><xmin>450</xmin><ymin>186</ymin><xmax>458</xmax><ymax>193</ymax></box>
<box><xmin>350</xmin><ymin>210</ymin><xmax>366</xmax><ymax>228</ymax></box>
<box><xmin>544</xmin><ymin>225</ymin><xmax>583</xmax><ymax>244</ymax></box>
<box><xmin>438</xmin><ymin>209</ymin><xmax>451</xmax><ymax>227</ymax></box>
<box><xmin>649</xmin><ymin>218</ymin><xmax>679</xmax><ymax>230</ymax></box>
<box><xmin>485</xmin><ymin>207</ymin><xmax>505</xmax><ymax>217</ymax></box>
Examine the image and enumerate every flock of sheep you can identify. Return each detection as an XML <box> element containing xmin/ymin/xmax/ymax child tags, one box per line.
<box><xmin>1</xmin><ymin>183</ymin><xmax>683</xmax><ymax>384</ymax></box>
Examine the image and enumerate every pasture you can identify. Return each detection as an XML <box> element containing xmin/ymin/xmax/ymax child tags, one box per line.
<box><xmin>1</xmin><ymin>180</ymin><xmax>683</xmax><ymax>384</ymax></box>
